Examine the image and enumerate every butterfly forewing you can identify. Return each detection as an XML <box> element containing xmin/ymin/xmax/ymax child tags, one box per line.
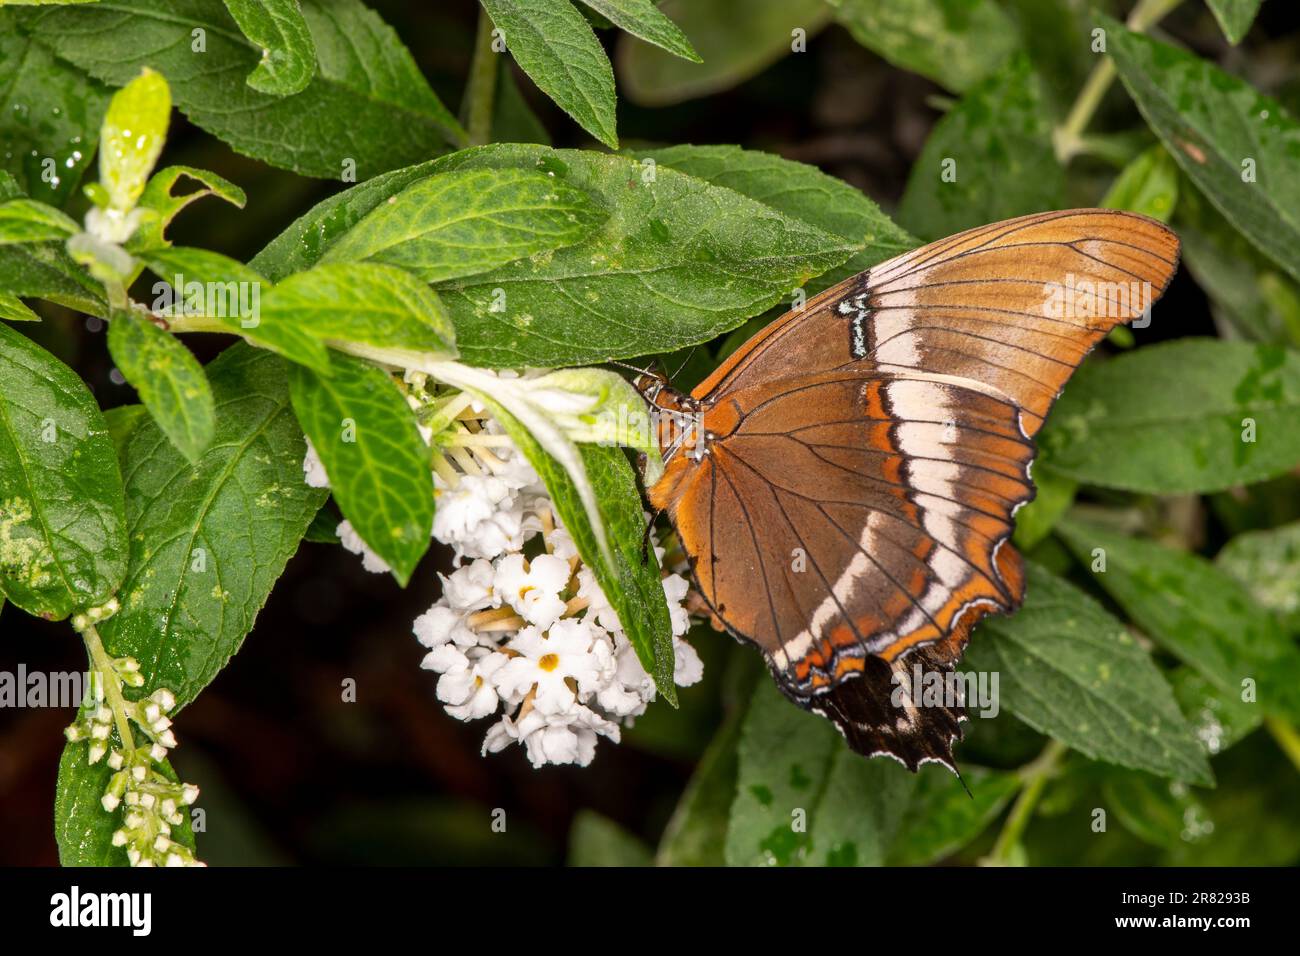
<box><xmin>650</xmin><ymin>209</ymin><xmax>1180</xmax><ymax>769</ymax></box>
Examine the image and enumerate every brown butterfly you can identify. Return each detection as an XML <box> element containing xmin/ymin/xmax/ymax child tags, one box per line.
<box><xmin>637</xmin><ymin>209</ymin><xmax>1179</xmax><ymax>771</ymax></box>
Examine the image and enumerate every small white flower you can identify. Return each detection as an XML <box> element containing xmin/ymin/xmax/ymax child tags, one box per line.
<box><xmin>337</xmin><ymin>520</ymin><xmax>391</xmax><ymax>574</ymax></box>
<box><xmin>440</xmin><ymin>558</ymin><xmax>497</xmax><ymax>611</ymax></box>
<box><xmin>596</xmin><ymin>666</ymin><xmax>648</xmax><ymax>718</ymax></box>
<box><xmin>412</xmin><ymin>605</ymin><xmax>478</xmax><ymax>649</ymax></box>
<box><xmin>421</xmin><ymin>643</ymin><xmax>468</xmax><ymax>675</ymax></box>
<box><xmin>495</xmin><ymin>619</ymin><xmax>608</xmax><ymax>714</ymax></box>
<box><xmin>672</xmin><ymin>637</ymin><xmax>704</xmax><ymax>687</ymax></box>
<box><xmin>518</xmin><ymin>705</ymin><xmax>620</xmax><ymax>769</ymax></box>
<box><xmin>482</xmin><ymin>713</ymin><xmax>520</xmax><ymax>755</ymax></box>
<box><xmin>576</xmin><ymin>566</ymin><xmax>622</xmax><ymax>632</ymax></box>
<box><xmin>433</xmin><ymin>473</ymin><xmax>528</xmax><ymax>560</ymax></box>
<box><xmin>663</xmin><ymin>573</ymin><xmax>693</xmax><ymax>637</ymax></box>
<box><xmin>496</xmin><ymin>447</ymin><xmax>544</xmax><ymax>495</ymax></box>
<box><xmin>613</xmin><ymin>633</ymin><xmax>658</xmax><ymax>698</ymax></box>
<box><xmin>548</xmin><ymin>526</ymin><xmax>579</xmax><ymax>561</ymax></box>
<box><xmin>494</xmin><ymin>553</ymin><xmax>572</xmax><ymax>630</ymax></box>
<box><xmin>302</xmin><ymin>437</ymin><xmax>330</xmax><ymax>489</ymax></box>
<box><xmin>440</xmin><ymin>651</ymin><xmax>508</xmax><ymax>720</ymax></box>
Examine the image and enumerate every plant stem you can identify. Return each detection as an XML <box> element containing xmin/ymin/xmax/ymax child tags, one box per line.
<box><xmin>1265</xmin><ymin>716</ymin><xmax>1300</xmax><ymax>773</ymax></box>
<box><xmin>161</xmin><ymin>313</ymin><xmax>235</xmax><ymax>334</ymax></box>
<box><xmin>1054</xmin><ymin>0</ymin><xmax>1188</xmax><ymax>162</ymax></box>
<box><xmin>462</xmin><ymin>7</ymin><xmax>500</xmax><ymax>147</ymax></box>
<box><xmin>984</xmin><ymin>739</ymin><xmax>1069</xmax><ymax>865</ymax></box>
<box><xmin>82</xmin><ymin>622</ymin><xmax>136</xmax><ymax>751</ymax></box>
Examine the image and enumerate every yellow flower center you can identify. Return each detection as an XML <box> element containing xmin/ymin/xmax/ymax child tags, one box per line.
<box><xmin>538</xmin><ymin>653</ymin><xmax>560</xmax><ymax>672</ymax></box>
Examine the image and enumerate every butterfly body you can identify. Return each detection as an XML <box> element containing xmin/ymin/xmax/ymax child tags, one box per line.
<box><xmin>638</xmin><ymin>210</ymin><xmax>1180</xmax><ymax>771</ymax></box>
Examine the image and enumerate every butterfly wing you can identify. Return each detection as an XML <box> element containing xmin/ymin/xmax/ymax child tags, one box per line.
<box><xmin>690</xmin><ymin>208</ymin><xmax>1179</xmax><ymax>436</ymax></box>
<box><xmin>656</xmin><ymin>209</ymin><xmax>1179</xmax><ymax>768</ymax></box>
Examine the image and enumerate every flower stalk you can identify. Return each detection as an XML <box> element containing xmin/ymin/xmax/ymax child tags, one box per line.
<box><xmin>68</xmin><ymin>602</ymin><xmax>204</xmax><ymax>866</ymax></box>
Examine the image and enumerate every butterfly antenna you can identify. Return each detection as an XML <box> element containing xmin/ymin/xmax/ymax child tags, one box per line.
<box><xmin>607</xmin><ymin>359</ymin><xmax>652</xmax><ymax>378</ymax></box>
<box><xmin>669</xmin><ymin>346</ymin><xmax>699</xmax><ymax>382</ymax></box>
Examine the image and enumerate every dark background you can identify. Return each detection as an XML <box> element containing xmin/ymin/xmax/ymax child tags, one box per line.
<box><xmin>1</xmin><ymin>0</ymin><xmax>1293</xmax><ymax>865</ymax></box>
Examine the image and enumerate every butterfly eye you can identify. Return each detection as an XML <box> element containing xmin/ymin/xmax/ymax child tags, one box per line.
<box><xmin>632</xmin><ymin>371</ymin><xmax>666</xmax><ymax>397</ymax></box>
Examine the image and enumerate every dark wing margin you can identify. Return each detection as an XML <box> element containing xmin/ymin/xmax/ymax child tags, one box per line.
<box><xmin>796</xmin><ymin>644</ymin><xmax>967</xmax><ymax>772</ymax></box>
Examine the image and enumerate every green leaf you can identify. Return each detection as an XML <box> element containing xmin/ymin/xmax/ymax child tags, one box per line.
<box><xmin>98</xmin><ymin>343</ymin><xmax>326</xmax><ymax>708</ymax></box>
<box><xmin>303</xmin><ymin>501</ymin><xmax>340</xmax><ymax>543</ymax></box>
<box><xmin>567</xmin><ymin>810</ymin><xmax>653</xmax><ymax>866</ymax></box>
<box><xmin>1102</xmin><ymin>771</ymin><xmax>1211</xmax><ymax>848</ymax></box>
<box><xmin>480</xmin><ymin>0</ymin><xmax>619</xmax><ymax>148</ymax></box>
<box><xmin>0</xmin><ymin>16</ymin><xmax>109</xmax><ymax>207</ymax></box>
<box><xmin>1170</xmin><ymin>667</ymin><xmax>1262</xmax><ymax>756</ymax></box>
<box><xmin>126</xmin><ymin>165</ymin><xmax>247</xmax><ymax>255</ymax></box>
<box><xmin>0</xmin><ymin>187</ymin><xmax>108</xmax><ymax>317</ymax></box>
<box><xmin>26</xmin><ymin>0</ymin><xmax>464</xmax><ymax>179</ymax></box>
<box><xmin>288</xmin><ymin>353</ymin><xmax>431</xmax><ymax>585</ymax></box>
<box><xmin>616</xmin><ymin>0</ymin><xmax>830</xmax><ymax>106</ymax></box>
<box><xmin>1039</xmin><ymin>340</ymin><xmax>1300</xmax><ymax>494</ymax></box>
<box><xmin>223</xmin><ymin>0</ymin><xmax>317</xmax><ymax>96</ymax></box>
<box><xmin>0</xmin><ymin>198</ymin><xmax>80</xmax><ymax>243</ymax></box>
<box><xmin>0</xmin><ymin>293</ymin><xmax>39</xmax><ymax>322</ymax></box>
<box><xmin>1102</xmin><ymin>145</ymin><xmax>1179</xmax><ymax>222</ymax></box>
<box><xmin>1106</xmin><ymin>18</ymin><xmax>1300</xmax><ymax>287</ymax></box>
<box><xmin>1215</xmin><ymin>520</ymin><xmax>1300</xmax><ymax>634</ymax></box>
<box><xmin>106</xmin><ymin>308</ymin><xmax>215</xmax><ymax>464</ymax></box>
<box><xmin>1000</xmin><ymin>0</ymin><xmax>1092</xmax><ymax>116</ymax></box>
<box><xmin>103</xmin><ymin>403</ymin><xmax>147</xmax><ymax>460</ymax></box>
<box><xmin>899</xmin><ymin>55</ymin><xmax>1062</xmax><ymax>240</ymax></box>
<box><xmin>1057</xmin><ymin>515</ymin><xmax>1300</xmax><ymax>724</ymax></box>
<box><xmin>1164</xmin><ymin>735</ymin><xmax>1300</xmax><ymax>866</ymax></box>
<box><xmin>725</xmin><ymin>681</ymin><xmax>1016</xmax><ymax>866</ymax></box>
<box><xmin>98</xmin><ymin>67</ymin><xmax>170</xmax><ymax>213</ymax></box>
<box><xmin>807</xmin><ymin>748</ymin><xmax>1017</xmax><ymax>867</ymax></box>
<box><xmin>655</xmin><ymin>704</ymin><xmax>743</xmax><ymax>866</ymax></box>
<box><xmin>826</xmin><ymin>0</ymin><xmax>1018</xmax><ymax>93</ymax></box>
<box><xmin>1176</xmin><ymin>181</ymin><xmax>1300</xmax><ymax>348</ymax></box>
<box><xmin>493</xmin><ymin>59</ymin><xmax>552</xmax><ymax>146</ymax></box>
<box><xmin>145</xmin><ymin>246</ymin><xmax>331</xmax><ymax>375</ymax></box>
<box><xmin>468</xmin><ymin>390</ymin><xmax>676</xmax><ymax>703</ymax></box>
<box><xmin>0</xmin><ymin>244</ymin><xmax>107</xmax><ymax>315</ymax></box>
<box><xmin>0</xmin><ymin>174</ymin><xmax>95</xmax><ymax>319</ymax></box>
<box><xmin>55</xmin><ymin>742</ymin><xmax>195</xmax><ymax>866</ymax></box>
<box><xmin>254</xmin><ymin>145</ymin><xmax>857</xmax><ymax>367</ymax></box>
<box><xmin>320</xmin><ymin>167</ymin><xmax>606</xmax><ymax>283</ymax></box>
<box><xmin>430</xmin><ymin>144</ymin><xmax>857</xmax><ymax>366</ymax></box>
<box><xmin>576</xmin><ymin>0</ymin><xmax>698</xmax><ymax>62</ymax></box>
<box><xmin>1012</xmin><ymin>464</ymin><xmax>1077</xmax><ymax>551</ymax></box>
<box><xmin>252</xmin><ymin>160</ymin><xmax>445</xmax><ymax>280</ymax></box>
<box><xmin>882</xmin><ymin>764</ymin><xmax>1020</xmax><ymax>865</ymax></box>
<box><xmin>1206</xmin><ymin>0</ymin><xmax>1262</xmax><ymax>45</ymax></box>
<box><xmin>261</xmin><ymin>261</ymin><xmax>457</xmax><ymax>363</ymax></box>
<box><xmin>965</xmin><ymin>563</ymin><xmax>1213</xmax><ymax>785</ymax></box>
<box><xmin>0</xmin><ymin>323</ymin><xmax>127</xmax><ymax>619</ymax></box>
<box><xmin>725</xmin><ymin>680</ymin><xmax>836</xmax><ymax>866</ymax></box>
<box><xmin>639</xmin><ymin>144</ymin><xmax>918</xmax><ymax>293</ymax></box>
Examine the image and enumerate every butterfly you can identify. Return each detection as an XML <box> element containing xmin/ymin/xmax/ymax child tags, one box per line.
<box><xmin>637</xmin><ymin>209</ymin><xmax>1179</xmax><ymax>772</ymax></box>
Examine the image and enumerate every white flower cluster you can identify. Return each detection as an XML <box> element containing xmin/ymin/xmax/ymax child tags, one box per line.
<box><xmin>65</xmin><ymin>667</ymin><xmax>203</xmax><ymax>867</ymax></box>
<box><xmin>303</xmin><ymin>381</ymin><xmax>703</xmax><ymax>768</ymax></box>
